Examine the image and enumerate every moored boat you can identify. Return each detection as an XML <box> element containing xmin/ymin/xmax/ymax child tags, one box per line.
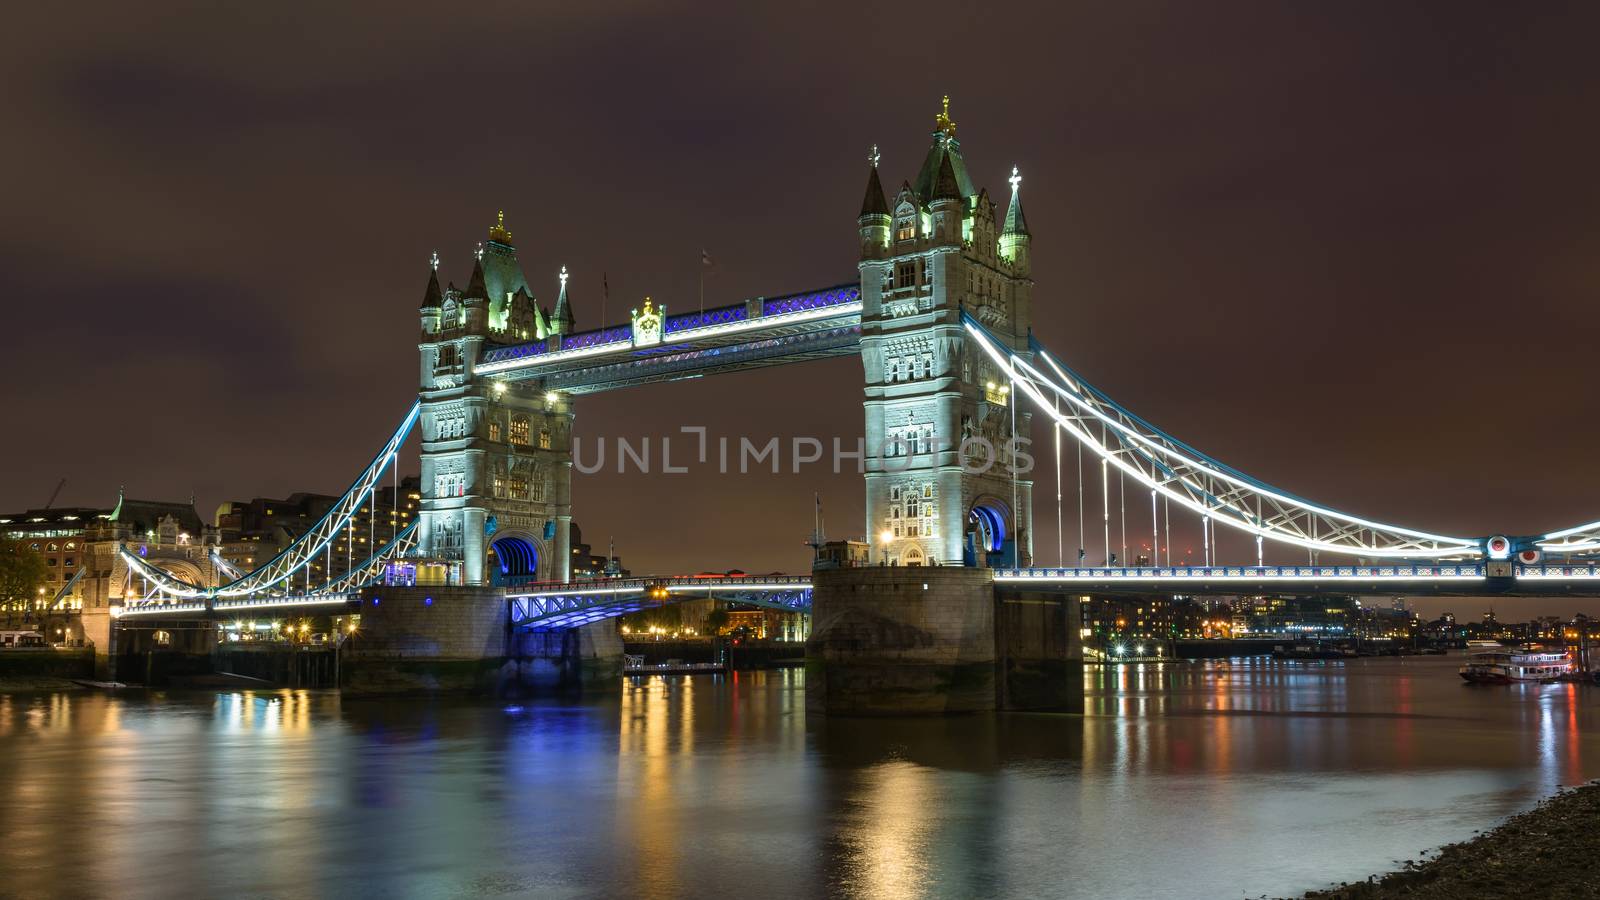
<box><xmin>1459</xmin><ymin>646</ymin><xmax>1573</xmax><ymax>684</ymax></box>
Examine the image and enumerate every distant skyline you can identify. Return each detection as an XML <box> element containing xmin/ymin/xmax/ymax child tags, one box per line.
<box><xmin>4</xmin><ymin>2</ymin><xmax>1599</xmax><ymax>620</ymax></box>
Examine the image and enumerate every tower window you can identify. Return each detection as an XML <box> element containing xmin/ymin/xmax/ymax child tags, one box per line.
<box><xmin>489</xmin><ymin>420</ymin><xmax>502</xmax><ymax>442</ymax></box>
<box><xmin>510</xmin><ymin>417</ymin><xmax>531</xmax><ymax>445</ymax></box>
<box><xmin>896</xmin><ymin>218</ymin><xmax>915</xmax><ymax>241</ymax></box>
<box><xmin>538</xmin><ymin>428</ymin><xmax>552</xmax><ymax>450</ymax></box>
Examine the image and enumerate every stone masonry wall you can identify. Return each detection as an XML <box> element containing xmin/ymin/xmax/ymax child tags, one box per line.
<box><xmin>806</xmin><ymin>566</ymin><xmax>996</xmax><ymax>715</ymax></box>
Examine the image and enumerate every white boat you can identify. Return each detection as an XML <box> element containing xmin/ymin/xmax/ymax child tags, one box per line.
<box><xmin>1459</xmin><ymin>646</ymin><xmax>1573</xmax><ymax>684</ymax></box>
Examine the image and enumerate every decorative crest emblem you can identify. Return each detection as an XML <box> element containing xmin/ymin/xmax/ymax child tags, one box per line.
<box><xmin>631</xmin><ymin>297</ymin><xmax>665</xmax><ymax>347</ymax></box>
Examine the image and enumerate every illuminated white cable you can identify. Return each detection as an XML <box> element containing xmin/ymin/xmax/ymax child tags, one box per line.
<box><xmin>963</xmin><ymin>320</ymin><xmax>1480</xmax><ymax>559</ymax></box>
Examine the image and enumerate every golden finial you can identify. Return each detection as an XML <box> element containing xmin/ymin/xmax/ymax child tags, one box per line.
<box><xmin>935</xmin><ymin>95</ymin><xmax>956</xmax><ymax>138</ymax></box>
<box><xmin>488</xmin><ymin>210</ymin><xmax>513</xmax><ymax>244</ymax></box>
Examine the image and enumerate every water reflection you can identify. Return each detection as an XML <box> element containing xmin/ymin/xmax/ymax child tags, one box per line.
<box><xmin>0</xmin><ymin>658</ymin><xmax>1592</xmax><ymax>899</ymax></box>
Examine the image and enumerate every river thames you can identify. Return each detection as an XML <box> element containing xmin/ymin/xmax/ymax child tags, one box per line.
<box><xmin>0</xmin><ymin>656</ymin><xmax>1592</xmax><ymax>899</ymax></box>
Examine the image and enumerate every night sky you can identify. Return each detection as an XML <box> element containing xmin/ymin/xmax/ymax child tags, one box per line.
<box><xmin>5</xmin><ymin>2</ymin><xmax>1599</xmax><ymax>618</ymax></box>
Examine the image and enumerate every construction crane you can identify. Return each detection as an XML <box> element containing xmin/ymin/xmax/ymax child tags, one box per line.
<box><xmin>43</xmin><ymin>478</ymin><xmax>65</xmax><ymax>510</ymax></box>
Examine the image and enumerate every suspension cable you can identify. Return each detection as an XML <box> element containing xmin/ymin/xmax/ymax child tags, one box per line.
<box><xmin>1164</xmin><ymin>493</ymin><xmax>1172</xmax><ymax>567</ymax></box>
<box><xmin>1054</xmin><ymin>392</ymin><xmax>1063</xmax><ymax>567</ymax></box>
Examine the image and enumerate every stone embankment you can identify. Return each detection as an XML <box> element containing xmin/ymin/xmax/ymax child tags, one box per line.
<box><xmin>1300</xmin><ymin>781</ymin><xmax>1600</xmax><ymax>899</ymax></box>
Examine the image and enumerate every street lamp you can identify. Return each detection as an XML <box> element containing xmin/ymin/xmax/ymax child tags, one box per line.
<box><xmin>879</xmin><ymin>530</ymin><xmax>894</xmax><ymax>566</ymax></box>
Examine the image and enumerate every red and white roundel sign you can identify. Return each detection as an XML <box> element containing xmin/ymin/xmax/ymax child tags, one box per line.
<box><xmin>1517</xmin><ymin>549</ymin><xmax>1542</xmax><ymax>565</ymax></box>
<box><xmin>1487</xmin><ymin>536</ymin><xmax>1511</xmax><ymax>559</ymax></box>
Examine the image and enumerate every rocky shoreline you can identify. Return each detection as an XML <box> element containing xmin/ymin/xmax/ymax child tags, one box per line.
<box><xmin>1299</xmin><ymin>781</ymin><xmax>1600</xmax><ymax>899</ymax></box>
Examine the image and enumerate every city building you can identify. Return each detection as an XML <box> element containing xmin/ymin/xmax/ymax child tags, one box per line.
<box><xmin>568</xmin><ymin>522</ymin><xmax>627</xmax><ymax>579</ymax></box>
<box><xmin>0</xmin><ymin>506</ymin><xmax>105</xmax><ymax>602</ymax></box>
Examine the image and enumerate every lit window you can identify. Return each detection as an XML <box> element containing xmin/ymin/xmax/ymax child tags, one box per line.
<box><xmin>509</xmin><ymin>417</ymin><xmax>531</xmax><ymax>445</ymax></box>
<box><xmin>489</xmin><ymin>421</ymin><xmax>502</xmax><ymax>442</ymax></box>
<box><xmin>538</xmin><ymin>428</ymin><xmax>551</xmax><ymax>450</ymax></box>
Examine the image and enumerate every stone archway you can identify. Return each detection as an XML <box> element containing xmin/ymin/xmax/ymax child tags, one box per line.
<box><xmin>487</xmin><ymin>529</ymin><xmax>548</xmax><ymax>584</ymax></box>
<box><xmin>967</xmin><ymin>496</ymin><xmax>1012</xmax><ymax>566</ymax></box>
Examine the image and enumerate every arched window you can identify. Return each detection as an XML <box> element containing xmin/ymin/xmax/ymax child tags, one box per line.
<box><xmin>46</xmin><ymin>543</ymin><xmax>58</xmax><ymax>552</ymax></box>
<box><xmin>510</xmin><ymin>475</ymin><xmax>528</xmax><ymax>499</ymax></box>
<box><xmin>488</xmin><ymin>420</ymin><xmax>502</xmax><ymax>442</ymax></box>
<box><xmin>538</xmin><ymin>428</ymin><xmax>551</xmax><ymax>450</ymax></box>
<box><xmin>509</xmin><ymin>417</ymin><xmax>531</xmax><ymax>445</ymax></box>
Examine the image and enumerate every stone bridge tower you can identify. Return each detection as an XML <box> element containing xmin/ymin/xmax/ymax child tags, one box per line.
<box><xmin>857</xmin><ymin>98</ymin><xmax>1035</xmax><ymax>567</ymax></box>
<box><xmin>415</xmin><ymin>215</ymin><xmax>576</xmax><ymax>586</ymax></box>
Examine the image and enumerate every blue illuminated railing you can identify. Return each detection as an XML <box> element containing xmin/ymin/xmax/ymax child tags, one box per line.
<box><xmin>762</xmin><ymin>285</ymin><xmax>859</xmax><ymax>316</ymax></box>
<box><xmin>563</xmin><ymin>326</ymin><xmax>631</xmax><ymax>351</ymax></box>
<box><xmin>994</xmin><ymin>565</ymin><xmax>1487</xmax><ymax>582</ymax></box>
<box><xmin>666</xmin><ymin>304</ymin><xmax>747</xmax><ymax>333</ymax></box>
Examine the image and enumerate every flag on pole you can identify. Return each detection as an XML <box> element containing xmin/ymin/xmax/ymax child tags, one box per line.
<box><xmin>602</xmin><ymin>271</ymin><xmax>609</xmax><ymax>324</ymax></box>
<box><xmin>701</xmin><ymin>248</ymin><xmax>714</xmax><ymax>268</ymax></box>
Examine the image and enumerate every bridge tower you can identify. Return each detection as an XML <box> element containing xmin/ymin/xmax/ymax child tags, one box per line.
<box><xmin>415</xmin><ymin>215</ymin><xmax>575</xmax><ymax>586</ymax></box>
<box><xmin>857</xmin><ymin>98</ymin><xmax>1035</xmax><ymax>567</ymax></box>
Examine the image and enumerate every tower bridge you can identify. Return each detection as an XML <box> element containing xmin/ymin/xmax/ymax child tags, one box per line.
<box><xmin>87</xmin><ymin>98</ymin><xmax>1600</xmax><ymax>703</ymax></box>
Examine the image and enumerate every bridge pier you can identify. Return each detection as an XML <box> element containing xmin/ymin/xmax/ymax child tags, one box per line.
<box><xmin>81</xmin><ymin>608</ymin><xmax>116</xmax><ymax>680</ymax></box>
<box><xmin>346</xmin><ymin>586</ymin><xmax>621</xmax><ymax>695</ymax></box>
<box><xmin>805</xmin><ymin>567</ymin><xmax>1082</xmax><ymax>715</ymax></box>
<box><xmin>509</xmin><ymin>623</ymin><xmax>623</xmax><ymax>693</ymax></box>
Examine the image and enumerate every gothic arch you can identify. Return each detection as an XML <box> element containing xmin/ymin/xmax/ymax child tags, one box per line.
<box><xmin>967</xmin><ymin>495</ymin><xmax>1012</xmax><ymax>555</ymax></box>
<box><xmin>487</xmin><ymin>528</ymin><xmax>548</xmax><ymax>583</ymax></box>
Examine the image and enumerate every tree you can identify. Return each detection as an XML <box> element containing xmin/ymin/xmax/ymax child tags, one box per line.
<box><xmin>704</xmin><ymin>609</ymin><xmax>730</xmax><ymax>635</ymax></box>
<box><xmin>0</xmin><ymin>541</ymin><xmax>50</xmax><ymax>627</ymax></box>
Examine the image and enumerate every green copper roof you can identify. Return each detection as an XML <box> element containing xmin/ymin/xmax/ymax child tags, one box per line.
<box><xmin>1003</xmin><ymin>187</ymin><xmax>1029</xmax><ymax>236</ymax></box>
<box><xmin>912</xmin><ymin>134</ymin><xmax>975</xmax><ymax>204</ymax></box>
<box><xmin>483</xmin><ymin>240</ymin><xmax>531</xmax><ymax>326</ymax></box>
<box><xmin>930</xmin><ymin>152</ymin><xmax>963</xmax><ymax>202</ymax></box>
<box><xmin>464</xmin><ymin>257</ymin><xmax>489</xmax><ymax>299</ymax></box>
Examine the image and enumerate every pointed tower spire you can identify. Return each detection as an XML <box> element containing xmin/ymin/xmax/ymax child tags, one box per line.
<box><xmin>464</xmin><ymin>255</ymin><xmax>489</xmax><ymax>299</ymax></box>
<box><xmin>860</xmin><ymin>144</ymin><xmax>889</xmax><ymax>218</ymax></box>
<box><xmin>552</xmin><ymin>265</ymin><xmax>575</xmax><ymax>335</ymax></box>
<box><xmin>999</xmin><ymin>165</ymin><xmax>1032</xmax><ymax>273</ymax></box>
<box><xmin>420</xmin><ymin>251</ymin><xmax>443</xmax><ymax>310</ymax></box>
<box><xmin>1002</xmin><ymin>165</ymin><xmax>1030</xmax><ymax>236</ymax></box>
<box><xmin>931</xmin><ymin>152</ymin><xmax>962</xmax><ymax>202</ymax></box>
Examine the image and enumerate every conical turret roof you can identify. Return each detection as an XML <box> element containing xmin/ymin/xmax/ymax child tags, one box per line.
<box><xmin>860</xmin><ymin>162</ymin><xmax>889</xmax><ymax>217</ymax></box>
<box><xmin>931</xmin><ymin>152</ymin><xmax>963</xmax><ymax>202</ymax></box>
<box><xmin>552</xmin><ymin>266</ymin><xmax>575</xmax><ymax>334</ymax></box>
<box><xmin>464</xmin><ymin>256</ymin><xmax>489</xmax><ymax>299</ymax></box>
<box><xmin>420</xmin><ymin>264</ymin><xmax>443</xmax><ymax>310</ymax></box>
<box><xmin>1003</xmin><ymin>168</ymin><xmax>1030</xmax><ymax>236</ymax></box>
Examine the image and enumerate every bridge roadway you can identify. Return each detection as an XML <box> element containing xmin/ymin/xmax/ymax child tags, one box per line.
<box><xmin>115</xmin><ymin>562</ymin><xmax>1600</xmax><ymax>624</ymax></box>
<box><xmin>475</xmin><ymin>284</ymin><xmax>862</xmax><ymax>394</ymax></box>
<box><xmin>994</xmin><ymin>563</ymin><xmax>1600</xmax><ymax>596</ymax></box>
